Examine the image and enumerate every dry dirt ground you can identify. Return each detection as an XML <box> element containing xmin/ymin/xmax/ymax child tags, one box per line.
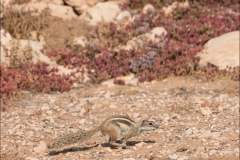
<box><xmin>41</xmin><ymin>17</ymin><xmax>89</xmax><ymax>50</ymax></box>
<box><xmin>1</xmin><ymin>76</ymin><xmax>239</xmax><ymax>160</ymax></box>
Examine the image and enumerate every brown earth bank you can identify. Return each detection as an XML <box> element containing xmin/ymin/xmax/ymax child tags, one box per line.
<box><xmin>1</xmin><ymin>76</ymin><xmax>239</xmax><ymax>160</ymax></box>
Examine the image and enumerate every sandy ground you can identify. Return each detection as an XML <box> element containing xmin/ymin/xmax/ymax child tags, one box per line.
<box><xmin>1</xmin><ymin>76</ymin><xmax>239</xmax><ymax>160</ymax></box>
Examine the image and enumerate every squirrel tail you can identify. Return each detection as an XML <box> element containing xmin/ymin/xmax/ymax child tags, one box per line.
<box><xmin>47</xmin><ymin>126</ymin><xmax>101</xmax><ymax>149</ymax></box>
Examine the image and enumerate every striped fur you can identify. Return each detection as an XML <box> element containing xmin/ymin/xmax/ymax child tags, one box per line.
<box><xmin>46</xmin><ymin>115</ymin><xmax>159</xmax><ymax>150</ymax></box>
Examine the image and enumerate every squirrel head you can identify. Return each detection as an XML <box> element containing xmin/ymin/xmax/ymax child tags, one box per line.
<box><xmin>140</xmin><ymin>120</ymin><xmax>159</xmax><ymax>131</ymax></box>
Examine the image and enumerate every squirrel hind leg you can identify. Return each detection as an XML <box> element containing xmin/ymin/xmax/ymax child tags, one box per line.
<box><xmin>108</xmin><ymin>133</ymin><xmax>128</xmax><ymax>148</ymax></box>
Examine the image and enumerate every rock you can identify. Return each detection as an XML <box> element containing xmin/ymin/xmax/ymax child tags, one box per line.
<box><xmin>209</xmin><ymin>149</ymin><xmax>216</xmax><ymax>156</ymax></box>
<box><xmin>234</xmin><ymin>148</ymin><xmax>239</xmax><ymax>153</ymax></box>
<box><xmin>8</xmin><ymin>129</ymin><xmax>13</xmax><ymax>135</ymax></box>
<box><xmin>104</xmin><ymin>92</ymin><xmax>111</xmax><ymax>99</ymax></box>
<box><xmin>74</xmin><ymin>36</ymin><xmax>88</xmax><ymax>47</ymax></box>
<box><xmin>169</xmin><ymin>153</ymin><xmax>178</xmax><ymax>159</ymax></box>
<box><xmin>102</xmin><ymin>73</ymin><xmax>138</xmax><ymax>87</ymax></box>
<box><xmin>218</xmin><ymin>106</ymin><xmax>223</xmax><ymax>112</ymax></box>
<box><xmin>177</xmin><ymin>157</ymin><xmax>189</xmax><ymax>160</ymax></box>
<box><xmin>199</xmin><ymin>130</ymin><xmax>222</xmax><ymax>138</ymax></box>
<box><xmin>121</xmin><ymin>27</ymin><xmax>167</xmax><ymax>50</ymax></box>
<box><xmin>1</xmin><ymin>0</ymin><xmax>11</xmax><ymax>6</ymax></box>
<box><xmin>64</xmin><ymin>0</ymin><xmax>91</xmax><ymax>14</ymax></box>
<box><xmin>1</xmin><ymin>39</ymin><xmax>50</xmax><ymax>66</ymax></box>
<box><xmin>122</xmin><ymin>34</ymin><xmax>146</xmax><ymax>50</ymax></box>
<box><xmin>198</xmin><ymin>31</ymin><xmax>239</xmax><ymax>70</ymax></box>
<box><xmin>26</xmin><ymin>157</ymin><xmax>39</xmax><ymax>160</ymax></box>
<box><xmin>79</xmin><ymin>2</ymin><xmax>121</xmax><ymax>26</ymax></box>
<box><xmin>46</xmin><ymin>110</ymin><xmax>53</xmax><ymax>115</ymax></box>
<box><xmin>21</xmin><ymin>141</ymin><xmax>26</xmax><ymax>146</ymax></box>
<box><xmin>101</xmin><ymin>79</ymin><xmax>116</xmax><ymax>87</ymax></box>
<box><xmin>1</xmin><ymin>36</ymin><xmax>89</xmax><ymax>82</ymax></box>
<box><xmin>200</xmin><ymin>107</ymin><xmax>212</xmax><ymax>116</ymax></box>
<box><xmin>109</xmin><ymin>104</ymin><xmax>117</xmax><ymax>109</ymax></box>
<box><xmin>123</xmin><ymin>158</ymin><xmax>135</xmax><ymax>160</ymax></box>
<box><xmin>132</xmin><ymin>113</ymin><xmax>140</xmax><ymax>118</ymax></box>
<box><xmin>201</xmin><ymin>152</ymin><xmax>209</xmax><ymax>159</ymax></box>
<box><xmin>19</xmin><ymin>40</ymin><xmax>48</xmax><ymax>63</ymax></box>
<box><xmin>0</xmin><ymin>10</ymin><xmax>3</xmax><ymax>20</ymax></box>
<box><xmin>122</xmin><ymin>150</ymin><xmax>133</xmax><ymax>155</ymax></box>
<box><xmin>33</xmin><ymin>141</ymin><xmax>47</xmax><ymax>153</ymax></box>
<box><xmin>135</xmin><ymin>142</ymin><xmax>145</xmax><ymax>147</ymax></box>
<box><xmin>1</xmin><ymin>30</ymin><xmax>13</xmax><ymax>66</ymax></box>
<box><xmin>99</xmin><ymin>150</ymin><xmax>105</xmax><ymax>154</ymax></box>
<box><xmin>31</xmin><ymin>0</ymin><xmax>64</xmax><ymax>5</ymax></box>
<box><xmin>146</xmin><ymin>27</ymin><xmax>168</xmax><ymax>43</ymax></box>
<box><xmin>176</xmin><ymin>146</ymin><xmax>188</xmax><ymax>152</ymax></box>
<box><xmin>116</xmin><ymin>10</ymin><xmax>131</xmax><ymax>22</ymax></box>
<box><xmin>163</xmin><ymin>114</ymin><xmax>170</xmax><ymax>121</ymax></box>
<box><xmin>12</xmin><ymin>2</ymin><xmax>77</xmax><ymax>20</ymax></box>
<box><xmin>141</xmin><ymin>4</ymin><xmax>155</xmax><ymax>14</ymax></box>
<box><xmin>185</xmin><ymin>128</ymin><xmax>193</xmax><ymax>135</ymax></box>
<box><xmin>106</xmin><ymin>147</ymin><xmax>112</xmax><ymax>152</ymax></box>
<box><xmin>1</xmin><ymin>30</ymin><xmax>12</xmax><ymax>45</ymax></box>
<box><xmin>162</xmin><ymin>0</ymin><xmax>189</xmax><ymax>16</ymax></box>
<box><xmin>141</xmin><ymin>114</ymin><xmax>149</xmax><ymax>120</ymax></box>
<box><xmin>221</xmin><ymin>150</ymin><xmax>234</xmax><ymax>155</ymax></box>
<box><xmin>171</xmin><ymin>114</ymin><xmax>178</xmax><ymax>119</ymax></box>
<box><xmin>219</xmin><ymin>94</ymin><xmax>228</xmax><ymax>102</ymax></box>
<box><xmin>71</xmin><ymin>112</ymin><xmax>78</xmax><ymax>117</ymax></box>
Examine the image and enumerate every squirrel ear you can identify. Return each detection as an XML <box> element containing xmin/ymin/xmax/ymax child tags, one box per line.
<box><xmin>141</xmin><ymin>120</ymin><xmax>147</xmax><ymax>126</ymax></box>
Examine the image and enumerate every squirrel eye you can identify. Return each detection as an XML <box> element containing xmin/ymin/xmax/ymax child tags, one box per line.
<box><xmin>149</xmin><ymin>122</ymin><xmax>153</xmax><ymax>126</ymax></box>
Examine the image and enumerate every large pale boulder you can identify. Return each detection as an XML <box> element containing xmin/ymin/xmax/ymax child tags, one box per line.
<box><xmin>1</xmin><ymin>30</ymin><xmax>13</xmax><ymax>66</ymax></box>
<box><xmin>64</xmin><ymin>0</ymin><xmax>89</xmax><ymax>15</ymax></box>
<box><xmin>0</xmin><ymin>5</ymin><xmax>3</xmax><ymax>19</ymax></box>
<box><xmin>0</xmin><ymin>0</ymin><xmax>12</xmax><ymax>6</ymax></box>
<box><xmin>1</xmin><ymin>31</ymin><xmax>88</xmax><ymax>81</ymax></box>
<box><xmin>79</xmin><ymin>1</ymin><xmax>121</xmax><ymax>26</ymax></box>
<box><xmin>2</xmin><ymin>0</ymin><xmax>63</xmax><ymax>5</ymax></box>
<box><xmin>1</xmin><ymin>38</ymin><xmax>54</xmax><ymax>66</ymax></box>
<box><xmin>1</xmin><ymin>29</ymin><xmax>12</xmax><ymax>46</ymax></box>
<box><xmin>85</xmin><ymin>0</ymin><xmax>102</xmax><ymax>7</ymax></box>
<box><xmin>63</xmin><ymin>0</ymin><xmax>102</xmax><ymax>15</ymax></box>
<box><xmin>11</xmin><ymin>2</ymin><xmax>77</xmax><ymax>20</ymax></box>
<box><xmin>30</xmin><ymin>0</ymin><xmax>64</xmax><ymax>5</ymax></box>
<box><xmin>198</xmin><ymin>31</ymin><xmax>239</xmax><ymax>70</ymax></box>
<box><xmin>109</xmin><ymin>0</ymin><xmax>129</xmax><ymax>5</ymax></box>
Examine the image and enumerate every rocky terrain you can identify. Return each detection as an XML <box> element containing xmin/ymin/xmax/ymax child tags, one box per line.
<box><xmin>1</xmin><ymin>77</ymin><xmax>239</xmax><ymax>159</ymax></box>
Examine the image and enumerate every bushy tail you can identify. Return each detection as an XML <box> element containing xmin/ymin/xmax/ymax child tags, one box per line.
<box><xmin>47</xmin><ymin>126</ymin><xmax>101</xmax><ymax>149</ymax></box>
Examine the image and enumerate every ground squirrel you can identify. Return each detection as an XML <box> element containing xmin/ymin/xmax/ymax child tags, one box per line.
<box><xmin>47</xmin><ymin>115</ymin><xmax>159</xmax><ymax>149</ymax></box>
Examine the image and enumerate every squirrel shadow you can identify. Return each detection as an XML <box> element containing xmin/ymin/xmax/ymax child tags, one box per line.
<box><xmin>101</xmin><ymin>140</ymin><xmax>156</xmax><ymax>148</ymax></box>
<box><xmin>48</xmin><ymin>140</ymin><xmax>156</xmax><ymax>155</ymax></box>
<box><xmin>48</xmin><ymin>144</ymin><xmax>99</xmax><ymax>156</ymax></box>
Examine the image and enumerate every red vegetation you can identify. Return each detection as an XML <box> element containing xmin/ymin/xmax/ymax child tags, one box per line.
<box><xmin>0</xmin><ymin>62</ymin><xmax>76</xmax><ymax>104</ymax></box>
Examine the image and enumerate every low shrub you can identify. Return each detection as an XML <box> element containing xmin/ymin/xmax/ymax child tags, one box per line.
<box><xmin>0</xmin><ymin>65</ymin><xmax>29</xmax><ymax>103</ymax></box>
<box><xmin>0</xmin><ymin>62</ymin><xmax>77</xmax><ymax>104</ymax></box>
